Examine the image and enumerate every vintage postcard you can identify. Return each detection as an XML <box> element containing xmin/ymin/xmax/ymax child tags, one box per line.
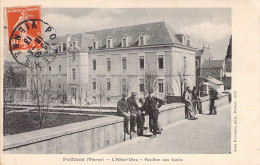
<box><xmin>0</xmin><ymin>0</ymin><xmax>259</xmax><ymax>165</ymax></box>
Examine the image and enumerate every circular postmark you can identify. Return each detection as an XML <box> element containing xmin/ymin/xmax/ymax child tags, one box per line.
<box><xmin>9</xmin><ymin>19</ymin><xmax>58</xmax><ymax>69</ymax></box>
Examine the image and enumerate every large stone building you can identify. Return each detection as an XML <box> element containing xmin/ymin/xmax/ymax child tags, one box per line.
<box><xmin>26</xmin><ymin>21</ymin><xmax>196</xmax><ymax>104</ymax></box>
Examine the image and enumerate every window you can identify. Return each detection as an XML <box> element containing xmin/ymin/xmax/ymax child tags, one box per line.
<box><xmin>158</xmin><ymin>79</ymin><xmax>164</xmax><ymax>93</ymax></box>
<box><xmin>63</xmin><ymin>43</ymin><xmax>66</xmax><ymax>51</ymax></box>
<box><xmin>139</xmin><ymin>56</ymin><xmax>144</xmax><ymax>69</ymax></box>
<box><xmin>48</xmin><ymin>47</ymin><xmax>52</xmax><ymax>53</ymax></box>
<box><xmin>48</xmin><ymin>79</ymin><xmax>51</xmax><ymax>87</ymax></box>
<box><xmin>107</xmin><ymin>97</ymin><xmax>111</xmax><ymax>102</ymax></box>
<box><xmin>59</xmin><ymin>65</ymin><xmax>61</xmax><ymax>72</ymax></box>
<box><xmin>195</xmin><ymin>60</ymin><xmax>199</xmax><ymax>67</ymax></box>
<box><xmin>72</xmin><ymin>68</ymin><xmax>76</xmax><ymax>80</ymax></box>
<box><xmin>93</xmin><ymin>59</ymin><xmax>96</xmax><ymax>70</ymax></box>
<box><xmin>139</xmin><ymin>36</ymin><xmax>144</xmax><ymax>46</ymax></box>
<box><xmin>139</xmin><ymin>79</ymin><xmax>144</xmax><ymax>92</ymax></box>
<box><xmin>158</xmin><ymin>55</ymin><xmax>164</xmax><ymax>69</ymax></box>
<box><xmin>93</xmin><ymin>41</ymin><xmax>97</xmax><ymax>49</ymax></box>
<box><xmin>49</xmin><ymin>67</ymin><xmax>51</xmax><ymax>72</ymax></box>
<box><xmin>58</xmin><ymin>46</ymin><xmax>62</xmax><ymax>53</ymax></box>
<box><xmin>122</xmin><ymin>38</ymin><xmax>127</xmax><ymax>47</ymax></box>
<box><xmin>122</xmin><ymin>57</ymin><xmax>127</xmax><ymax>69</ymax></box>
<box><xmin>72</xmin><ymin>52</ymin><xmax>75</xmax><ymax>61</ymax></box>
<box><xmin>71</xmin><ymin>88</ymin><xmax>76</xmax><ymax>98</ymax></box>
<box><xmin>184</xmin><ymin>56</ymin><xmax>187</xmax><ymax>71</ymax></box>
<box><xmin>107</xmin><ymin>58</ymin><xmax>111</xmax><ymax>71</ymax></box>
<box><xmin>107</xmin><ymin>78</ymin><xmax>111</xmax><ymax>90</ymax></box>
<box><xmin>58</xmin><ymin>78</ymin><xmax>61</xmax><ymax>88</ymax></box>
<box><xmin>92</xmin><ymin>78</ymin><xmax>96</xmax><ymax>90</ymax></box>
<box><xmin>187</xmin><ymin>39</ymin><xmax>190</xmax><ymax>46</ymax></box>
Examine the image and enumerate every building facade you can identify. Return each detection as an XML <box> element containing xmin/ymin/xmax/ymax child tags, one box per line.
<box><xmin>201</xmin><ymin>60</ymin><xmax>226</xmax><ymax>82</ymax></box>
<box><xmin>26</xmin><ymin>22</ymin><xmax>196</xmax><ymax>104</ymax></box>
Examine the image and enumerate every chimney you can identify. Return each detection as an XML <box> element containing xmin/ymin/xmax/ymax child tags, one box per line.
<box><xmin>175</xmin><ymin>34</ymin><xmax>190</xmax><ymax>46</ymax></box>
<box><xmin>66</xmin><ymin>34</ymin><xmax>71</xmax><ymax>50</ymax></box>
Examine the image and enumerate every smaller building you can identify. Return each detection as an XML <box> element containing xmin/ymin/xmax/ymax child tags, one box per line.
<box><xmin>224</xmin><ymin>59</ymin><xmax>231</xmax><ymax>89</ymax></box>
<box><xmin>201</xmin><ymin>60</ymin><xmax>225</xmax><ymax>82</ymax></box>
<box><xmin>206</xmin><ymin>76</ymin><xmax>224</xmax><ymax>93</ymax></box>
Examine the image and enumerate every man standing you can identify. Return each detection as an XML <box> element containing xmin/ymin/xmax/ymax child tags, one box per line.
<box><xmin>127</xmin><ymin>92</ymin><xmax>147</xmax><ymax>135</ymax></box>
<box><xmin>117</xmin><ymin>92</ymin><xmax>137</xmax><ymax>134</ymax></box>
<box><xmin>209</xmin><ymin>88</ymin><xmax>218</xmax><ymax>115</ymax></box>
<box><xmin>184</xmin><ymin>86</ymin><xmax>197</xmax><ymax>120</ymax></box>
<box><xmin>143</xmin><ymin>89</ymin><xmax>164</xmax><ymax>138</ymax></box>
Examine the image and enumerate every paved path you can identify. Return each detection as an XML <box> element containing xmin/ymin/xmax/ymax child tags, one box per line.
<box><xmin>93</xmin><ymin>104</ymin><xmax>231</xmax><ymax>154</ymax></box>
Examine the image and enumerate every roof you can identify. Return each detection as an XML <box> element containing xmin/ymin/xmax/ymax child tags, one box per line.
<box><xmin>47</xmin><ymin>22</ymin><xmax>187</xmax><ymax>50</ymax></box>
<box><xmin>195</xmin><ymin>47</ymin><xmax>213</xmax><ymax>58</ymax></box>
<box><xmin>85</xmin><ymin>21</ymin><xmax>182</xmax><ymax>49</ymax></box>
<box><xmin>201</xmin><ymin>60</ymin><xmax>225</xmax><ymax>69</ymax></box>
<box><xmin>206</xmin><ymin>77</ymin><xmax>224</xmax><ymax>85</ymax></box>
<box><xmin>225</xmin><ymin>59</ymin><xmax>232</xmax><ymax>72</ymax></box>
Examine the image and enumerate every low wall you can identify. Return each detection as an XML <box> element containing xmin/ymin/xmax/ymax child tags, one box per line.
<box><xmin>3</xmin><ymin>116</ymin><xmax>124</xmax><ymax>154</ymax></box>
<box><xmin>3</xmin><ymin>93</ymin><xmax>230</xmax><ymax>154</ymax></box>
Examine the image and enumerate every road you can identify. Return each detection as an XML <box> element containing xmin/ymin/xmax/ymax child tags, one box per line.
<box><xmin>93</xmin><ymin>104</ymin><xmax>231</xmax><ymax>154</ymax></box>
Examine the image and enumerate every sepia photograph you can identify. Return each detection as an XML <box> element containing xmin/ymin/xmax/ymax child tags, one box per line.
<box><xmin>1</xmin><ymin>7</ymin><xmax>234</xmax><ymax>155</ymax></box>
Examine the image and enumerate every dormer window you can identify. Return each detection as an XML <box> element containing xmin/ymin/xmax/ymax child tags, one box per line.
<box><xmin>92</xmin><ymin>39</ymin><xmax>98</xmax><ymax>50</ymax></box>
<box><xmin>72</xmin><ymin>41</ymin><xmax>76</xmax><ymax>50</ymax></box>
<box><xmin>48</xmin><ymin>46</ymin><xmax>52</xmax><ymax>53</ymax></box>
<box><xmin>139</xmin><ymin>36</ymin><xmax>144</xmax><ymax>46</ymax></box>
<box><xmin>139</xmin><ymin>34</ymin><xmax>146</xmax><ymax>46</ymax></box>
<box><xmin>58</xmin><ymin>45</ymin><xmax>62</xmax><ymax>53</ymax></box>
<box><xmin>107</xmin><ymin>39</ymin><xmax>111</xmax><ymax>48</ymax></box>
<box><xmin>122</xmin><ymin>35</ymin><xmax>129</xmax><ymax>47</ymax></box>
<box><xmin>175</xmin><ymin>34</ymin><xmax>190</xmax><ymax>46</ymax></box>
<box><xmin>106</xmin><ymin>38</ymin><xmax>113</xmax><ymax>48</ymax></box>
<box><xmin>122</xmin><ymin>38</ymin><xmax>127</xmax><ymax>47</ymax></box>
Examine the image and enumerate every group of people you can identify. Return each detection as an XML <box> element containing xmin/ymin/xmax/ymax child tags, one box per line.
<box><xmin>117</xmin><ymin>89</ymin><xmax>164</xmax><ymax>138</ymax></box>
<box><xmin>184</xmin><ymin>85</ymin><xmax>218</xmax><ymax>120</ymax></box>
<box><xmin>117</xmin><ymin>85</ymin><xmax>218</xmax><ymax>138</ymax></box>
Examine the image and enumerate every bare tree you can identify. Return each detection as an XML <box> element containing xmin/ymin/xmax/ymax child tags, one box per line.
<box><xmin>3</xmin><ymin>64</ymin><xmax>16</xmax><ymax>135</ymax></box>
<box><xmin>172</xmin><ymin>60</ymin><xmax>187</xmax><ymax>101</ymax></box>
<box><xmin>28</xmin><ymin>67</ymin><xmax>57</xmax><ymax>129</ymax></box>
<box><xmin>121</xmin><ymin>77</ymin><xmax>135</xmax><ymax>93</ymax></box>
<box><xmin>84</xmin><ymin>82</ymin><xmax>92</xmax><ymax>105</ymax></box>
<box><xmin>143</xmin><ymin>64</ymin><xmax>157</xmax><ymax>98</ymax></box>
<box><xmin>96</xmin><ymin>80</ymin><xmax>106</xmax><ymax>112</ymax></box>
<box><xmin>57</xmin><ymin>79</ymin><xmax>69</xmax><ymax>111</ymax></box>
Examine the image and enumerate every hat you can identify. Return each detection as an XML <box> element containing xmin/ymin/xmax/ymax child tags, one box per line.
<box><xmin>148</xmin><ymin>88</ymin><xmax>154</xmax><ymax>93</ymax></box>
<box><xmin>122</xmin><ymin>92</ymin><xmax>128</xmax><ymax>97</ymax></box>
<box><xmin>131</xmin><ymin>92</ymin><xmax>137</xmax><ymax>96</ymax></box>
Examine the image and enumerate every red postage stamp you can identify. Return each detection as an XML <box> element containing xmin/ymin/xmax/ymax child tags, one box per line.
<box><xmin>6</xmin><ymin>6</ymin><xmax>42</xmax><ymax>51</ymax></box>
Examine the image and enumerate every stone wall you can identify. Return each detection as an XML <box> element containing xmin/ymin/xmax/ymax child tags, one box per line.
<box><xmin>3</xmin><ymin>116</ymin><xmax>124</xmax><ymax>154</ymax></box>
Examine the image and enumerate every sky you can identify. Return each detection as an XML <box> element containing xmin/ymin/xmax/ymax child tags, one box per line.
<box><xmin>4</xmin><ymin>8</ymin><xmax>231</xmax><ymax>61</ymax></box>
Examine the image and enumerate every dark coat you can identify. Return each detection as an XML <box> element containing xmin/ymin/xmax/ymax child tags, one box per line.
<box><xmin>117</xmin><ymin>98</ymin><xmax>129</xmax><ymax>114</ymax></box>
<box><xmin>143</xmin><ymin>96</ymin><xmax>164</xmax><ymax>117</ymax></box>
<box><xmin>127</xmin><ymin>97</ymin><xmax>140</xmax><ymax>114</ymax></box>
<box><xmin>209</xmin><ymin>89</ymin><xmax>218</xmax><ymax>101</ymax></box>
